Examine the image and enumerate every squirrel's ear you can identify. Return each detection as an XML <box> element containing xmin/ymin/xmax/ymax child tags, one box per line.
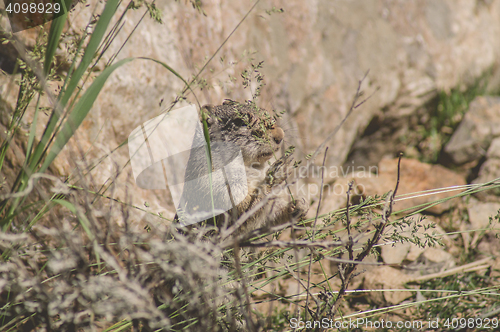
<box><xmin>223</xmin><ymin>99</ymin><xmax>235</xmax><ymax>105</ymax></box>
<box><xmin>201</xmin><ymin>104</ymin><xmax>215</xmax><ymax>125</ymax></box>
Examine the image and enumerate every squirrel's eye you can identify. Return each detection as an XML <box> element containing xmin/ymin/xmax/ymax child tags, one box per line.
<box><xmin>233</xmin><ymin>118</ymin><xmax>247</xmax><ymax>127</ymax></box>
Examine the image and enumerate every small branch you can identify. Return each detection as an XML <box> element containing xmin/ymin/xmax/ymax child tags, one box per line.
<box><xmin>346</xmin><ymin>181</ymin><xmax>354</xmax><ymax>261</ymax></box>
<box><xmin>305</xmin><ymin>147</ymin><xmax>328</xmax><ymax>320</ymax></box>
<box><xmin>284</xmin><ymin>264</ymin><xmax>320</xmax><ymax>308</ymax></box>
<box><xmin>233</xmin><ymin>244</ymin><xmax>257</xmax><ymax>331</ymax></box>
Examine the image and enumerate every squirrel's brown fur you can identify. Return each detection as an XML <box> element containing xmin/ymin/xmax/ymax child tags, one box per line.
<box><xmin>177</xmin><ymin>100</ymin><xmax>307</xmax><ymax>236</ymax></box>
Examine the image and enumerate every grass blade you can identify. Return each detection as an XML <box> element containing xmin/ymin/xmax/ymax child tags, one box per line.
<box><xmin>40</xmin><ymin>57</ymin><xmax>135</xmax><ymax>173</ymax></box>
<box><xmin>30</xmin><ymin>0</ymin><xmax>121</xmax><ymax>171</ymax></box>
<box><xmin>43</xmin><ymin>0</ymin><xmax>72</xmax><ymax>76</ymax></box>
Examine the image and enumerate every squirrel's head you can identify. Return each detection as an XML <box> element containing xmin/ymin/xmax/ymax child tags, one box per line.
<box><xmin>202</xmin><ymin>100</ymin><xmax>284</xmax><ymax>168</ymax></box>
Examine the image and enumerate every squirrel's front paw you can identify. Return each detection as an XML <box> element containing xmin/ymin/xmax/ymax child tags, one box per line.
<box><xmin>289</xmin><ymin>197</ymin><xmax>308</xmax><ymax>219</ymax></box>
<box><xmin>266</xmin><ymin>153</ymin><xmax>295</xmax><ymax>186</ymax></box>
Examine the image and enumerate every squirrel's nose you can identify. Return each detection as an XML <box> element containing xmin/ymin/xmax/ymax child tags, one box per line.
<box><xmin>270</xmin><ymin>127</ymin><xmax>284</xmax><ymax>145</ymax></box>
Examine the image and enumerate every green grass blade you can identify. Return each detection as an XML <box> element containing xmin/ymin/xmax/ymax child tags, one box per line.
<box><xmin>59</xmin><ymin>0</ymin><xmax>120</xmax><ymax>107</ymax></box>
<box><xmin>52</xmin><ymin>199</ymin><xmax>94</xmax><ymax>242</ymax></box>
<box><xmin>2</xmin><ymin>56</ymin><xmax>189</xmax><ymax>227</ymax></box>
<box><xmin>138</xmin><ymin>57</ymin><xmax>191</xmax><ymax>87</ymax></box>
<box><xmin>40</xmin><ymin>57</ymin><xmax>135</xmax><ymax>173</ymax></box>
<box><xmin>30</xmin><ymin>0</ymin><xmax>120</xmax><ymax>171</ymax></box>
<box><xmin>43</xmin><ymin>0</ymin><xmax>72</xmax><ymax>76</ymax></box>
<box><xmin>25</xmin><ymin>95</ymin><xmax>41</xmax><ymax>164</ymax></box>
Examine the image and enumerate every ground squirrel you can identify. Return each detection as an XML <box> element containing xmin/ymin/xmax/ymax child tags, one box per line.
<box><xmin>176</xmin><ymin>100</ymin><xmax>307</xmax><ymax>236</ymax></box>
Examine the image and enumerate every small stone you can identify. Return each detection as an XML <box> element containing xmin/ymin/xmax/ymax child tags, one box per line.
<box><xmin>363</xmin><ymin>266</ymin><xmax>413</xmax><ymax>304</ymax></box>
<box><xmin>406</xmin><ymin>244</ymin><xmax>426</xmax><ymax>262</ymax></box>
<box><xmin>405</xmin><ymin>248</ymin><xmax>456</xmax><ymax>278</ymax></box>
<box><xmin>382</xmin><ymin>214</ymin><xmax>451</xmax><ymax>262</ymax></box>
<box><xmin>471</xmin><ymin>137</ymin><xmax>500</xmax><ymax>199</ymax></box>
<box><xmin>382</xmin><ymin>242</ymin><xmax>411</xmax><ymax>264</ymax></box>
<box><xmin>444</xmin><ymin>96</ymin><xmax>500</xmax><ymax>164</ymax></box>
<box><xmin>486</xmin><ymin>137</ymin><xmax>500</xmax><ymax>159</ymax></box>
<box><xmin>422</xmin><ymin>247</ymin><xmax>454</xmax><ymax>263</ymax></box>
<box><xmin>467</xmin><ymin>200</ymin><xmax>500</xmax><ymax>230</ymax></box>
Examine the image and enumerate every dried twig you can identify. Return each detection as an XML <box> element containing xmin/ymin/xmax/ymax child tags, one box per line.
<box><xmin>345</xmin><ymin>180</ymin><xmax>355</xmax><ymax>261</ymax></box>
<box><xmin>233</xmin><ymin>244</ymin><xmax>258</xmax><ymax>331</ymax></box>
<box><xmin>305</xmin><ymin>147</ymin><xmax>328</xmax><ymax>320</ymax></box>
<box><xmin>284</xmin><ymin>264</ymin><xmax>320</xmax><ymax>309</ymax></box>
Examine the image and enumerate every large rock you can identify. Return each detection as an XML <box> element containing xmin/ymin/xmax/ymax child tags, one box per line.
<box><xmin>444</xmin><ymin>96</ymin><xmax>500</xmax><ymax>165</ymax></box>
